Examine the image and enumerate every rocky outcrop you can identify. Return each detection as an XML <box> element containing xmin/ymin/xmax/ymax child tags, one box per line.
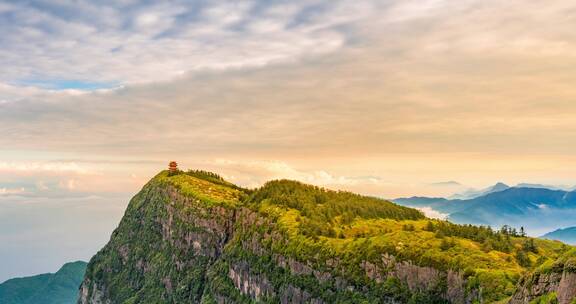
<box><xmin>78</xmin><ymin>180</ymin><xmax>237</xmax><ymax>304</ymax></box>
<box><xmin>447</xmin><ymin>270</ymin><xmax>477</xmax><ymax>304</ymax></box>
<box><xmin>279</xmin><ymin>285</ymin><xmax>324</xmax><ymax>304</ymax></box>
<box><xmin>78</xmin><ymin>280</ymin><xmax>111</xmax><ymax>304</ymax></box>
<box><xmin>228</xmin><ymin>261</ymin><xmax>275</xmax><ymax>300</ymax></box>
<box><xmin>557</xmin><ymin>272</ymin><xmax>576</xmax><ymax>303</ymax></box>
<box><xmin>367</xmin><ymin>254</ymin><xmax>478</xmax><ymax>304</ymax></box>
<box><xmin>510</xmin><ymin>266</ymin><xmax>576</xmax><ymax>304</ymax></box>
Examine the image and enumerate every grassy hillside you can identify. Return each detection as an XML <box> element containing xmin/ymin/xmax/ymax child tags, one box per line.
<box><xmin>242</xmin><ymin>180</ymin><xmax>570</xmax><ymax>303</ymax></box>
<box><xmin>79</xmin><ymin>170</ymin><xmax>575</xmax><ymax>304</ymax></box>
<box><xmin>0</xmin><ymin>261</ymin><xmax>87</xmax><ymax>304</ymax></box>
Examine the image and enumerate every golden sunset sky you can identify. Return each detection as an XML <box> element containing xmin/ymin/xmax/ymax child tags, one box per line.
<box><xmin>1</xmin><ymin>0</ymin><xmax>576</xmax><ymax>280</ymax></box>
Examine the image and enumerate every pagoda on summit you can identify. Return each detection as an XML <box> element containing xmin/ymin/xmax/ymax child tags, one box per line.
<box><xmin>168</xmin><ymin>161</ymin><xmax>178</xmax><ymax>173</ymax></box>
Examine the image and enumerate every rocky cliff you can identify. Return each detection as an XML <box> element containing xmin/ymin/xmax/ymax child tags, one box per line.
<box><xmin>78</xmin><ymin>170</ymin><xmax>575</xmax><ymax>304</ymax></box>
<box><xmin>509</xmin><ymin>253</ymin><xmax>576</xmax><ymax>304</ymax></box>
<box><xmin>78</xmin><ymin>172</ymin><xmax>240</xmax><ymax>303</ymax></box>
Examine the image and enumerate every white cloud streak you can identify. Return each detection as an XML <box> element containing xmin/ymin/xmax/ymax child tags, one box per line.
<box><xmin>1</xmin><ymin>0</ymin><xmax>576</xmax><ymax>193</ymax></box>
<box><xmin>415</xmin><ymin>207</ymin><xmax>449</xmax><ymax>220</ymax></box>
<box><xmin>0</xmin><ymin>187</ymin><xmax>25</xmax><ymax>195</ymax></box>
<box><xmin>0</xmin><ymin>162</ymin><xmax>93</xmax><ymax>174</ymax></box>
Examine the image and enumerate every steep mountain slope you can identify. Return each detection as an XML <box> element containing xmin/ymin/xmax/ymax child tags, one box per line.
<box><xmin>510</xmin><ymin>248</ymin><xmax>576</xmax><ymax>304</ymax></box>
<box><xmin>542</xmin><ymin>227</ymin><xmax>576</xmax><ymax>245</ymax></box>
<box><xmin>79</xmin><ymin>170</ymin><xmax>574</xmax><ymax>304</ymax></box>
<box><xmin>0</xmin><ymin>261</ymin><xmax>87</xmax><ymax>304</ymax></box>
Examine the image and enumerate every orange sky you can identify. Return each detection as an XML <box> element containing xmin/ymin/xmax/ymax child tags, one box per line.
<box><xmin>1</xmin><ymin>0</ymin><xmax>576</xmax><ymax>205</ymax></box>
<box><xmin>4</xmin><ymin>0</ymin><xmax>576</xmax><ymax>282</ymax></box>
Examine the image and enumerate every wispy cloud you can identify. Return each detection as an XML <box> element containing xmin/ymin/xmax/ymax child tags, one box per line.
<box><xmin>414</xmin><ymin>207</ymin><xmax>449</xmax><ymax>220</ymax></box>
<box><xmin>1</xmin><ymin>0</ymin><xmax>576</xmax><ymax>239</ymax></box>
<box><xmin>0</xmin><ymin>187</ymin><xmax>25</xmax><ymax>196</ymax></box>
<box><xmin>0</xmin><ymin>0</ymin><xmax>376</xmax><ymax>89</ymax></box>
<box><xmin>0</xmin><ymin>161</ymin><xmax>93</xmax><ymax>174</ymax></box>
<box><xmin>2</xmin><ymin>0</ymin><xmax>576</xmax><ymax>192</ymax></box>
<box><xmin>4</xmin><ymin>0</ymin><xmax>576</xmax><ymax>281</ymax></box>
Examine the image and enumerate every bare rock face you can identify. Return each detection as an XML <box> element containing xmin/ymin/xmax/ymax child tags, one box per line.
<box><xmin>557</xmin><ymin>272</ymin><xmax>576</xmax><ymax>303</ymax></box>
<box><xmin>509</xmin><ymin>268</ymin><xmax>576</xmax><ymax>304</ymax></box>
<box><xmin>78</xmin><ymin>280</ymin><xmax>111</xmax><ymax>304</ymax></box>
<box><xmin>447</xmin><ymin>270</ymin><xmax>476</xmax><ymax>304</ymax></box>
<box><xmin>279</xmin><ymin>285</ymin><xmax>324</xmax><ymax>304</ymax></box>
<box><xmin>365</xmin><ymin>256</ymin><xmax>478</xmax><ymax>304</ymax></box>
<box><xmin>78</xmin><ymin>181</ymin><xmax>237</xmax><ymax>304</ymax></box>
<box><xmin>228</xmin><ymin>261</ymin><xmax>275</xmax><ymax>300</ymax></box>
<box><xmin>393</xmin><ymin>260</ymin><xmax>442</xmax><ymax>292</ymax></box>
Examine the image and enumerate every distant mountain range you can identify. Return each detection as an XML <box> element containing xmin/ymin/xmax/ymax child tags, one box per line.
<box><xmin>541</xmin><ymin>226</ymin><xmax>576</xmax><ymax>245</ymax></box>
<box><xmin>449</xmin><ymin>182</ymin><xmax>510</xmax><ymax>199</ymax></box>
<box><xmin>515</xmin><ymin>183</ymin><xmax>574</xmax><ymax>191</ymax></box>
<box><xmin>394</xmin><ymin>185</ymin><xmax>576</xmax><ymax>236</ymax></box>
<box><xmin>447</xmin><ymin>182</ymin><xmax>575</xmax><ymax>200</ymax></box>
<box><xmin>0</xmin><ymin>261</ymin><xmax>86</xmax><ymax>304</ymax></box>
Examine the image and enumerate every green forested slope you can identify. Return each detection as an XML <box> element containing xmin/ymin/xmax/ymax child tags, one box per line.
<box><xmin>78</xmin><ymin>170</ymin><xmax>575</xmax><ymax>304</ymax></box>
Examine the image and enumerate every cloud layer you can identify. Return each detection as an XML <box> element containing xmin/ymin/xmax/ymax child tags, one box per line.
<box><xmin>0</xmin><ymin>0</ymin><xmax>379</xmax><ymax>86</ymax></box>
<box><xmin>3</xmin><ymin>0</ymin><xmax>576</xmax><ymax>281</ymax></box>
<box><xmin>4</xmin><ymin>0</ymin><xmax>576</xmax><ymax>195</ymax></box>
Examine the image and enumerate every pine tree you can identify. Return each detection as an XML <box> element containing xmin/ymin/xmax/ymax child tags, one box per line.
<box><xmin>520</xmin><ymin>226</ymin><xmax>526</xmax><ymax>237</ymax></box>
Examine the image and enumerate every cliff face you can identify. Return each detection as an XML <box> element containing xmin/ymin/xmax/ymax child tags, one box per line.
<box><xmin>78</xmin><ymin>171</ymin><xmax>573</xmax><ymax>304</ymax></box>
<box><xmin>78</xmin><ymin>172</ymin><xmax>474</xmax><ymax>303</ymax></box>
<box><xmin>509</xmin><ymin>257</ymin><xmax>576</xmax><ymax>304</ymax></box>
<box><xmin>78</xmin><ymin>174</ymin><xmax>239</xmax><ymax>304</ymax></box>
<box><xmin>214</xmin><ymin>207</ymin><xmax>479</xmax><ymax>304</ymax></box>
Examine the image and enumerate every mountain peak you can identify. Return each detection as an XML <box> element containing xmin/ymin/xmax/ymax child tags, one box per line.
<box><xmin>489</xmin><ymin>182</ymin><xmax>510</xmax><ymax>192</ymax></box>
<box><xmin>77</xmin><ymin>169</ymin><xmax>576</xmax><ymax>304</ymax></box>
<box><xmin>493</xmin><ymin>182</ymin><xmax>509</xmax><ymax>188</ymax></box>
<box><xmin>449</xmin><ymin>182</ymin><xmax>510</xmax><ymax>200</ymax></box>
